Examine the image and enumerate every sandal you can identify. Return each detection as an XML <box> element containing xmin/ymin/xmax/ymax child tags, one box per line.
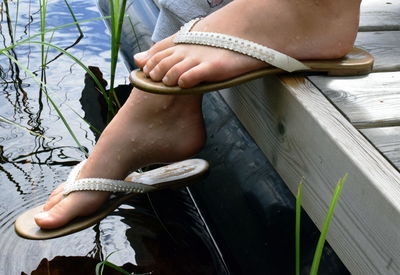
<box><xmin>129</xmin><ymin>18</ymin><xmax>374</xmax><ymax>95</ymax></box>
<box><xmin>14</xmin><ymin>159</ymin><xmax>209</xmax><ymax>240</ymax></box>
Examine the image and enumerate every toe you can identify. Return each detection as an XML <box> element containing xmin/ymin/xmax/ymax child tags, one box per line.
<box><xmin>149</xmin><ymin>54</ymin><xmax>188</xmax><ymax>82</ymax></box>
<box><xmin>43</xmin><ymin>192</ymin><xmax>64</xmax><ymax>211</ymax></box>
<box><xmin>162</xmin><ymin>59</ymin><xmax>199</xmax><ymax>86</ymax></box>
<box><xmin>134</xmin><ymin>35</ymin><xmax>176</xmax><ymax>68</ymax></box>
<box><xmin>143</xmin><ymin>48</ymin><xmax>174</xmax><ymax>76</ymax></box>
<box><xmin>48</xmin><ymin>182</ymin><xmax>66</xmax><ymax>199</ymax></box>
<box><xmin>35</xmin><ymin>196</ymin><xmax>81</xmax><ymax>229</ymax></box>
<box><xmin>35</xmin><ymin>191</ymin><xmax>109</xmax><ymax>229</ymax></box>
<box><xmin>178</xmin><ymin>62</ymin><xmax>215</xmax><ymax>88</ymax></box>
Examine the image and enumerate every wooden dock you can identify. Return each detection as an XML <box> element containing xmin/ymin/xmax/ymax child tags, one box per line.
<box><xmin>219</xmin><ymin>1</ymin><xmax>400</xmax><ymax>274</ymax></box>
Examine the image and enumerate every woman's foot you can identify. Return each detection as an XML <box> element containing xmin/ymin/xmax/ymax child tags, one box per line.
<box><xmin>134</xmin><ymin>0</ymin><xmax>361</xmax><ymax>88</ymax></box>
<box><xmin>35</xmin><ymin>89</ymin><xmax>205</xmax><ymax>229</ymax></box>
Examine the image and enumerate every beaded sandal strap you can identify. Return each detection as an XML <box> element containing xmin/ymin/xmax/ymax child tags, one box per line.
<box><xmin>62</xmin><ymin>161</ymin><xmax>156</xmax><ymax>195</ymax></box>
<box><xmin>173</xmin><ymin>18</ymin><xmax>310</xmax><ymax>72</ymax></box>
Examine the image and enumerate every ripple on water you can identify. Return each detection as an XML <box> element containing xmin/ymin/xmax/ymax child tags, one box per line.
<box><xmin>0</xmin><ymin>0</ymin><xmax>226</xmax><ymax>274</ymax></box>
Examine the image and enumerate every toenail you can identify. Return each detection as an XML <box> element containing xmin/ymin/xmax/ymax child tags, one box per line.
<box><xmin>178</xmin><ymin>79</ymin><xmax>184</xmax><ymax>87</ymax></box>
<box><xmin>134</xmin><ymin>51</ymin><xmax>148</xmax><ymax>60</ymax></box>
<box><xmin>35</xmin><ymin>211</ymin><xmax>50</xmax><ymax>220</ymax></box>
<box><xmin>162</xmin><ymin>76</ymin><xmax>169</xmax><ymax>84</ymax></box>
<box><xmin>143</xmin><ymin>65</ymin><xmax>148</xmax><ymax>73</ymax></box>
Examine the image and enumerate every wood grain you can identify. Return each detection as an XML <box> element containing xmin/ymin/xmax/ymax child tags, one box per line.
<box><xmin>355</xmin><ymin>31</ymin><xmax>400</xmax><ymax>72</ymax></box>
<box><xmin>361</xmin><ymin>127</ymin><xmax>400</xmax><ymax>170</ymax></box>
<box><xmin>308</xmin><ymin>72</ymin><xmax>400</xmax><ymax>128</ymax></box>
<box><xmin>220</xmin><ymin>76</ymin><xmax>400</xmax><ymax>274</ymax></box>
<box><xmin>360</xmin><ymin>0</ymin><xmax>400</xmax><ymax>31</ymax></box>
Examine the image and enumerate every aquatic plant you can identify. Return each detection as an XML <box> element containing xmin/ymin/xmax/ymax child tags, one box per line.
<box><xmin>96</xmin><ymin>253</ymin><xmax>132</xmax><ymax>275</ymax></box>
<box><xmin>96</xmin><ymin>251</ymin><xmax>151</xmax><ymax>275</ymax></box>
<box><xmin>295</xmin><ymin>174</ymin><xmax>347</xmax><ymax>275</ymax></box>
<box><xmin>0</xmin><ymin>0</ymin><xmax>126</xmax><ymax>153</ymax></box>
<box><xmin>107</xmin><ymin>0</ymin><xmax>128</xmax><ymax>119</ymax></box>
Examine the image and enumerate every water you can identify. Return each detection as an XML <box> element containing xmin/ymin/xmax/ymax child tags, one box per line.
<box><xmin>0</xmin><ymin>1</ymin><xmax>225</xmax><ymax>274</ymax></box>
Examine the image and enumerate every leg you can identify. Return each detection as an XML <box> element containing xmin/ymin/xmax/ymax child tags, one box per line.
<box><xmin>135</xmin><ymin>0</ymin><xmax>361</xmax><ymax>88</ymax></box>
<box><xmin>35</xmin><ymin>90</ymin><xmax>205</xmax><ymax>229</ymax></box>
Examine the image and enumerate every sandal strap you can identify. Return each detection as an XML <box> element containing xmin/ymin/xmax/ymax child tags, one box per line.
<box><xmin>62</xmin><ymin>161</ymin><xmax>156</xmax><ymax>195</ymax></box>
<box><xmin>173</xmin><ymin>18</ymin><xmax>310</xmax><ymax>72</ymax></box>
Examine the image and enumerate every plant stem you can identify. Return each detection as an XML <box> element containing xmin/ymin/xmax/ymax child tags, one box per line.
<box><xmin>309</xmin><ymin>174</ymin><xmax>348</xmax><ymax>275</ymax></box>
<box><xmin>295</xmin><ymin>179</ymin><xmax>304</xmax><ymax>275</ymax></box>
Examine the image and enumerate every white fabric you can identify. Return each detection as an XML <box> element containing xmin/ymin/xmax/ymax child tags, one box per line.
<box><xmin>152</xmin><ymin>0</ymin><xmax>232</xmax><ymax>42</ymax></box>
<box><xmin>173</xmin><ymin>18</ymin><xmax>310</xmax><ymax>72</ymax></box>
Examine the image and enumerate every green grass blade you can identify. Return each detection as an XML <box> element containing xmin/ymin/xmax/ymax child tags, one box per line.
<box><xmin>309</xmin><ymin>174</ymin><xmax>348</xmax><ymax>275</ymax></box>
<box><xmin>0</xmin><ymin>16</ymin><xmax>111</xmax><ymax>54</ymax></box>
<box><xmin>13</xmin><ymin>0</ymin><xmax>20</xmax><ymax>39</ymax></box>
<box><xmin>43</xmin><ymin>31</ymin><xmax>55</xmax><ymax>66</ymax></box>
<box><xmin>3</xmin><ymin>51</ymin><xmax>88</xmax><ymax>156</ymax></box>
<box><xmin>64</xmin><ymin>0</ymin><xmax>83</xmax><ymax>36</ymax></box>
<box><xmin>95</xmin><ymin>261</ymin><xmax>104</xmax><ymax>275</ymax></box>
<box><xmin>26</xmin><ymin>40</ymin><xmax>114</xmax><ymax>115</ymax></box>
<box><xmin>39</xmin><ymin>0</ymin><xmax>48</xmax><ymax>68</ymax></box>
<box><xmin>295</xmin><ymin>179</ymin><xmax>304</xmax><ymax>275</ymax></box>
<box><xmin>107</xmin><ymin>0</ymin><xmax>127</xmax><ymax>119</ymax></box>
<box><xmin>102</xmin><ymin>261</ymin><xmax>132</xmax><ymax>275</ymax></box>
<box><xmin>0</xmin><ymin>115</ymin><xmax>49</xmax><ymax>139</ymax></box>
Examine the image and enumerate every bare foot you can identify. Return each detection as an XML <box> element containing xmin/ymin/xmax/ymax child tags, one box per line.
<box><xmin>35</xmin><ymin>89</ymin><xmax>205</xmax><ymax>229</ymax></box>
<box><xmin>134</xmin><ymin>0</ymin><xmax>361</xmax><ymax>88</ymax></box>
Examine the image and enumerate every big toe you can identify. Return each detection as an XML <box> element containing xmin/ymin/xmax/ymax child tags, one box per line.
<box><xmin>34</xmin><ymin>199</ymin><xmax>79</xmax><ymax>229</ymax></box>
<box><xmin>35</xmin><ymin>191</ymin><xmax>109</xmax><ymax>229</ymax></box>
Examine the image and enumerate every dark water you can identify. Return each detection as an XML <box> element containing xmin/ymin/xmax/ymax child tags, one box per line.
<box><xmin>0</xmin><ymin>1</ymin><xmax>224</xmax><ymax>274</ymax></box>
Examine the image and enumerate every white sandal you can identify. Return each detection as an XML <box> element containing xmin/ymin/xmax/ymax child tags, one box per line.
<box><xmin>15</xmin><ymin>159</ymin><xmax>209</xmax><ymax>240</ymax></box>
<box><xmin>129</xmin><ymin>18</ymin><xmax>373</xmax><ymax>94</ymax></box>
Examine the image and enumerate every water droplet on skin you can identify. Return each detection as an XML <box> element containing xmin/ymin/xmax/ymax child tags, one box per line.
<box><xmin>148</xmin><ymin>123</ymin><xmax>154</xmax><ymax>129</ymax></box>
<box><xmin>162</xmin><ymin>105</ymin><xmax>168</xmax><ymax>110</ymax></box>
<box><xmin>130</xmin><ymin>137</ymin><xmax>136</xmax><ymax>142</ymax></box>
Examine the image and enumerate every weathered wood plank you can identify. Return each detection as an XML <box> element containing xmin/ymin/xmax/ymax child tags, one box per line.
<box><xmin>355</xmin><ymin>31</ymin><xmax>400</xmax><ymax>72</ymax></box>
<box><xmin>360</xmin><ymin>0</ymin><xmax>400</xmax><ymax>31</ymax></box>
<box><xmin>220</xmin><ymin>76</ymin><xmax>400</xmax><ymax>275</ymax></box>
<box><xmin>361</xmin><ymin>127</ymin><xmax>400</xmax><ymax>170</ymax></box>
<box><xmin>308</xmin><ymin>72</ymin><xmax>400</xmax><ymax>128</ymax></box>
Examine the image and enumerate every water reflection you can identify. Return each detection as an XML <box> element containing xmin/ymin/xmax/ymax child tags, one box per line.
<box><xmin>0</xmin><ymin>1</ymin><xmax>223</xmax><ymax>274</ymax></box>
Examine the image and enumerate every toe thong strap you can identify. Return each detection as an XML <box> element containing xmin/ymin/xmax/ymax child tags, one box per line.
<box><xmin>173</xmin><ymin>18</ymin><xmax>310</xmax><ymax>72</ymax></box>
<box><xmin>62</xmin><ymin>161</ymin><xmax>156</xmax><ymax>195</ymax></box>
<box><xmin>62</xmin><ymin>178</ymin><xmax>156</xmax><ymax>195</ymax></box>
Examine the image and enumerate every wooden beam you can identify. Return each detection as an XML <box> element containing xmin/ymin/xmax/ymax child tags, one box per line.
<box><xmin>220</xmin><ymin>76</ymin><xmax>400</xmax><ymax>274</ymax></box>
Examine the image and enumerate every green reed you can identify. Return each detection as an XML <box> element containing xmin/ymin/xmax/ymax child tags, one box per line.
<box><xmin>3</xmin><ymin>51</ymin><xmax>88</xmax><ymax>155</ymax></box>
<box><xmin>0</xmin><ymin>115</ymin><xmax>49</xmax><ymax>139</ymax></box>
<box><xmin>106</xmin><ymin>0</ymin><xmax>127</xmax><ymax>121</ymax></box>
<box><xmin>96</xmin><ymin>252</ymin><xmax>150</xmax><ymax>275</ymax></box>
<box><xmin>0</xmin><ymin>0</ymin><xmax>128</xmax><ymax>152</ymax></box>
<box><xmin>13</xmin><ymin>0</ymin><xmax>20</xmax><ymax>39</ymax></box>
<box><xmin>295</xmin><ymin>179</ymin><xmax>303</xmax><ymax>275</ymax></box>
<box><xmin>39</xmin><ymin>0</ymin><xmax>47</xmax><ymax>68</ymax></box>
<box><xmin>295</xmin><ymin>174</ymin><xmax>347</xmax><ymax>275</ymax></box>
